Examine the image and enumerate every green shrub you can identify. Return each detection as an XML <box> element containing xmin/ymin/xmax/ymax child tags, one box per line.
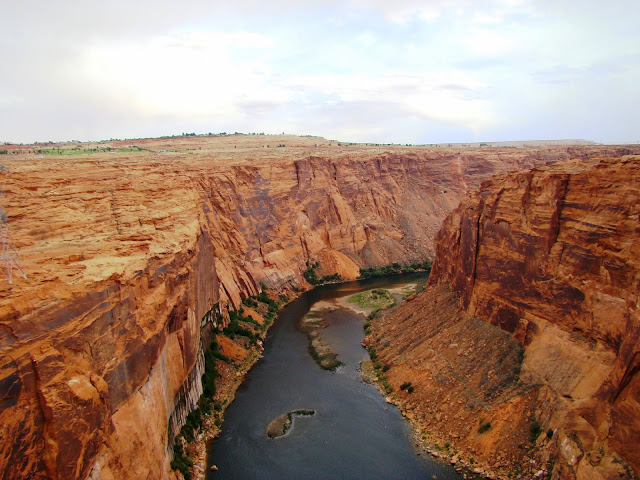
<box><xmin>200</xmin><ymin>398</ymin><xmax>213</xmax><ymax>416</ymax></box>
<box><xmin>478</xmin><ymin>421</ymin><xmax>491</xmax><ymax>434</ymax></box>
<box><xmin>303</xmin><ymin>262</ymin><xmax>321</xmax><ymax>284</ymax></box>
<box><xmin>382</xmin><ymin>379</ymin><xmax>392</xmax><ymax>393</ymax></box>
<box><xmin>242</xmin><ymin>297</ymin><xmax>258</xmax><ymax>308</ymax></box>
<box><xmin>222</xmin><ymin>317</ymin><xmax>258</xmax><ymax>345</ymax></box>
<box><xmin>358</xmin><ymin>260</ymin><xmax>432</xmax><ymax>279</ymax></box>
<box><xmin>513</xmin><ymin>347</ymin><xmax>525</xmax><ymax>377</ymax></box>
<box><xmin>400</xmin><ymin>381</ymin><xmax>413</xmax><ymax>390</ymax></box>
<box><xmin>257</xmin><ymin>291</ymin><xmax>277</xmax><ymax>307</ymax></box>
<box><xmin>171</xmin><ymin>334</ymin><xmax>232</xmax><ymax>478</ymax></box>
<box><xmin>320</xmin><ymin>273</ymin><xmax>342</xmax><ymax>283</ymax></box>
<box><xmin>202</xmin><ymin>335</ymin><xmax>225</xmax><ymax>397</ymax></box>
<box><xmin>303</xmin><ymin>262</ymin><xmax>342</xmax><ymax>285</ymax></box>
<box><xmin>368</xmin><ymin>347</ymin><xmax>378</xmax><ymax>361</ymax></box>
<box><xmin>171</xmin><ymin>442</ymin><xmax>193</xmax><ymax>480</ymax></box>
<box><xmin>214</xmin><ymin>350</ymin><xmax>230</xmax><ymax>363</ymax></box>
<box><xmin>530</xmin><ymin>418</ymin><xmax>542</xmax><ymax>443</ymax></box>
<box><xmin>232</xmin><ymin>309</ymin><xmax>261</xmax><ymax>328</ymax></box>
<box><xmin>181</xmin><ymin>406</ymin><xmax>203</xmax><ymax>442</ymax></box>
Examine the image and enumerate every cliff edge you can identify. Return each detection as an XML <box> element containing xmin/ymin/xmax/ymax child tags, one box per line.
<box><xmin>371</xmin><ymin>155</ymin><xmax>639</xmax><ymax>479</ymax></box>
<box><xmin>1</xmin><ymin>137</ymin><xmax>636</xmax><ymax>479</ymax></box>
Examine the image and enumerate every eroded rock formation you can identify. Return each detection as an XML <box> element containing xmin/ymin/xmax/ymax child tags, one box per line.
<box><xmin>1</xmin><ymin>136</ymin><xmax>635</xmax><ymax>479</ymax></box>
<box><xmin>371</xmin><ymin>155</ymin><xmax>640</xmax><ymax>479</ymax></box>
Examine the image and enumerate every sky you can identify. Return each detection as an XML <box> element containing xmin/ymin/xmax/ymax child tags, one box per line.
<box><xmin>1</xmin><ymin>0</ymin><xmax>639</xmax><ymax>145</ymax></box>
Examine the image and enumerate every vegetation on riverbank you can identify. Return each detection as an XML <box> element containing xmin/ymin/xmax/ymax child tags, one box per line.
<box><xmin>242</xmin><ymin>288</ymin><xmax>285</xmax><ymax>324</ymax></box>
<box><xmin>303</xmin><ymin>261</ymin><xmax>343</xmax><ymax>285</ymax></box>
<box><xmin>358</xmin><ymin>284</ymin><xmax>423</xmax><ymax>389</ymax></box>
<box><xmin>366</xmin><ymin>345</ymin><xmax>392</xmax><ymax>394</ymax></box>
<box><xmin>170</xmin><ymin>288</ymin><xmax>290</xmax><ymax>480</ymax></box>
<box><xmin>171</xmin><ymin>337</ymin><xmax>225</xmax><ymax>480</ymax></box>
<box><xmin>176</xmin><ymin>276</ymin><xmax>421</xmax><ymax>478</ymax></box>
<box><xmin>358</xmin><ymin>260</ymin><xmax>432</xmax><ymax>279</ymax></box>
<box><xmin>348</xmin><ymin>288</ymin><xmax>396</xmax><ymax>311</ymax></box>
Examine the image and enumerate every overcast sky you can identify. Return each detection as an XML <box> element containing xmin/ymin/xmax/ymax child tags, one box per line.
<box><xmin>1</xmin><ymin>0</ymin><xmax>638</xmax><ymax>144</ymax></box>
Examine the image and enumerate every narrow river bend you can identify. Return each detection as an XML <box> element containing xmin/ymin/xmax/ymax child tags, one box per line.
<box><xmin>207</xmin><ymin>274</ymin><xmax>465</xmax><ymax>480</ymax></box>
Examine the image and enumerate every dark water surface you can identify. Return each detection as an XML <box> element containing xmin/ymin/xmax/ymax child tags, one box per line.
<box><xmin>207</xmin><ymin>274</ymin><xmax>463</xmax><ymax>480</ymax></box>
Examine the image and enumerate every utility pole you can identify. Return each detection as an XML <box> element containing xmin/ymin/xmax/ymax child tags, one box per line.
<box><xmin>0</xmin><ymin>166</ymin><xmax>26</xmax><ymax>284</ymax></box>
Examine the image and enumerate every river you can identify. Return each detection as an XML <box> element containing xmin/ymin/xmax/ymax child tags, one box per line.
<box><xmin>206</xmin><ymin>274</ymin><xmax>465</xmax><ymax>480</ymax></box>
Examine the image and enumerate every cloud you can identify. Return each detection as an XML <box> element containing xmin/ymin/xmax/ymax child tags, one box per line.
<box><xmin>459</xmin><ymin>27</ymin><xmax>513</xmax><ymax>55</ymax></box>
<box><xmin>471</xmin><ymin>12</ymin><xmax>503</xmax><ymax>24</ymax></box>
<box><xmin>1</xmin><ymin>0</ymin><xmax>639</xmax><ymax>143</ymax></box>
<box><xmin>76</xmin><ymin>31</ymin><xmax>284</xmax><ymax>119</ymax></box>
<box><xmin>285</xmin><ymin>71</ymin><xmax>491</xmax><ymax>125</ymax></box>
<box><xmin>264</xmin><ymin>98</ymin><xmax>477</xmax><ymax>144</ymax></box>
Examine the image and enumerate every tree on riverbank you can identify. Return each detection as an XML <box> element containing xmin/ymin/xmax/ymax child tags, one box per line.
<box><xmin>358</xmin><ymin>260</ymin><xmax>431</xmax><ymax>279</ymax></box>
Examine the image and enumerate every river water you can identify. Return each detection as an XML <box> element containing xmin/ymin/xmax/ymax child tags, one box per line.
<box><xmin>207</xmin><ymin>274</ymin><xmax>464</xmax><ymax>480</ymax></box>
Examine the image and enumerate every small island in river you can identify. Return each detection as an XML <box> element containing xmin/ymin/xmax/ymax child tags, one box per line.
<box><xmin>347</xmin><ymin>288</ymin><xmax>396</xmax><ymax>312</ymax></box>
<box><xmin>298</xmin><ymin>305</ymin><xmax>343</xmax><ymax>370</ymax></box>
<box><xmin>267</xmin><ymin>410</ymin><xmax>316</xmax><ymax>438</ymax></box>
<box><xmin>299</xmin><ymin>285</ymin><xmax>419</xmax><ymax>371</ymax></box>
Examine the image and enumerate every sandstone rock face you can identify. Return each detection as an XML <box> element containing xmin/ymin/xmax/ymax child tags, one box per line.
<box><xmin>410</xmin><ymin>155</ymin><xmax>639</xmax><ymax>478</ymax></box>
<box><xmin>370</xmin><ymin>284</ymin><xmax>535</xmax><ymax>474</ymax></box>
<box><xmin>196</xmin><ymin>151</ymin><xmax>547</xmax><ymax>301</ymax></box>
<box><xmin>1</xmin><ymin>231</ymin><xmax>218</xmax><ymax>480</ymax></box>
<box><xmin>0</xmin><ymin>137</ymin><xmax>634</xmax><ymax>479</ymax></box>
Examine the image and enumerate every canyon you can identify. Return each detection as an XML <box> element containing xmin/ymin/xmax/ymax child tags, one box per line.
<box><xmin>369</xmin><ymin>155</ymin><xmax>640</xmax><ymax>479</ymax></box>
<box><xmin>0</xmin><ymin>134</ymin><xmax>638</xmax><ymax>479</ymax></box>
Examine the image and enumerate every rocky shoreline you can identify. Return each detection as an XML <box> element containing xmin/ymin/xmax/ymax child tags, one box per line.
<box><xmin>190</xmin><ymin>280</ymin><xmax>452</xmax><ymax>479</ymax></box>
<box><xmin>298</xmin><ymin>306</ymin><xmax>343</xmax><ymax>370</ymax></box>
<box><xmin>186</xmin><ymin>290</ymin><xmax>300</xmax><ymax>480</ymax></box>
<box><xmin>189</xmin><ymin>341</ymin><xmax>265</xmax><ymax>479</ymax></box>
<box><xmin>358</xmin><ymin>360</ymin><xmax>377</xmax><ymax>384</ymax></box>
<box><xmin>363</xmin><ymin>373</ymin><xmax>495</xmax><ymax>480</ymax></box>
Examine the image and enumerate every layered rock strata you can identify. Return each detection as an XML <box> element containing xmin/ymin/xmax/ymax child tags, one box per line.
<box><xmin>371</xmin><ymin>155</ymin><xmax>640</xmax><ymax>479</ymax></box>
<box><xmin>1</xmin><ymin>138</ymin><xmax>636</xmax><ymax>479</ymax></box>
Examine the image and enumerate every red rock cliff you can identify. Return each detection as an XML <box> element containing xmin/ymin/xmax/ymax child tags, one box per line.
<box><xmin>0</xmin><ymin>137</ymin><xmax>634</xmax><ymax>479</ymax></box>
<box><xmin>403</xmin><ymin>155</ymin><xmax>639</xmax><ymax>479</ymax></box>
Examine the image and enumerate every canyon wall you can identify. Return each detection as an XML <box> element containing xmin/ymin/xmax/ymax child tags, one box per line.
<box><xmin>194</xmin><ymin>145</ymin><xmax>635</xmax><ymax>305</ymax></box>
<box><xmin>0</xmin><ymin>140</ymin><xmax>634</xmax><ymax>479</ymax></box>
<box><xmin>371</xmin><ymin>154</ymin><xmax>639</xmax><ymax>479</ymax></box>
